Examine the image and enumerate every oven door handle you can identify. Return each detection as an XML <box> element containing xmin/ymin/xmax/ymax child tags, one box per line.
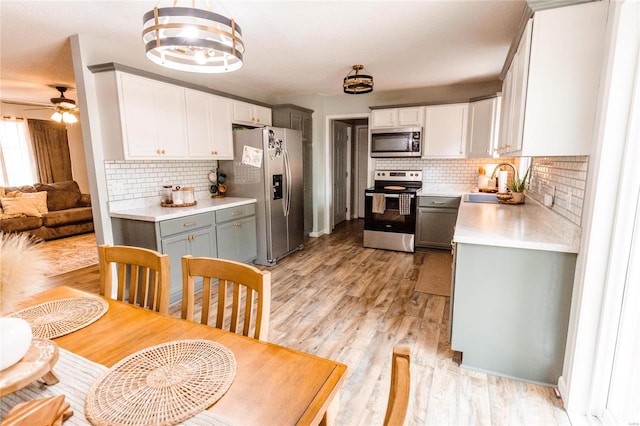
<box><xmin>365</xmin><ymin>193</ymin><xmax>415</xmax><ymax>199</ymax></box>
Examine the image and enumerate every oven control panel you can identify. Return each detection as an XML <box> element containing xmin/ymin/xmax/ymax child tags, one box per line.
<box><xmin>374</xmin><ymin>170</ymin><xmax>422</xmax><ymax>182</ymax></box>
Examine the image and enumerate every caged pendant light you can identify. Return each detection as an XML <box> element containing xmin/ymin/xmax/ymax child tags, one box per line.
<box><xmin>343</xmin><ymin>64</ymin><xmax>374</xmax><ymax>94</ymax></box>
<box><xmin>142</xmin><ymin>1</ymin><xmax>244</xmax><ymax>73</ymax></box>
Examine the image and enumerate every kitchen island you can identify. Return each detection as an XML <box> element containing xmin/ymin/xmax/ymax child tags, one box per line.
<box><xmin>110</xmin><ymin>197</ymin><xmax>257</xmax><ymax>303</ymax></box>
<box><xmin>451</xmin><ymin>196</ymin><xmax>581</xmax><ymax>386</ymax></box>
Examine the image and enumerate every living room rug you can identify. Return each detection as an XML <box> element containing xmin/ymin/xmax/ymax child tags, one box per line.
<box><xmin>415</xmin><ymin>250</ymin><xmax>453</xmax><ymax>296</ymax></box>
<box><xmin>38</xmin><ymin>233</ymin><xmax>98</xmax><ymax>277</ymax></box>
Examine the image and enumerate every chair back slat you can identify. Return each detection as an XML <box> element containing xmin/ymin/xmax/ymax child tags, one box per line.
<box><xmin>384</xmin><ymin>346</ymin><xmax>411</xmax><ymax>426</ymax></box>
<box><xmin>98</xmin><ymin>245</ymin><xmax>170</xmax><ymax>314</ymax></box>
<box><xmin>181</xmin><ymin>256</ymin><xmax>271</xmax><ymax>341</ymax></box>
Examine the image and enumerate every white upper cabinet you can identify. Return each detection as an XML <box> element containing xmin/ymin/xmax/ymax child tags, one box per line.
<box><xmin>371</xmin><ymin>107</ymin><xmax>425</xmax><ymax>128</ymax></box>
<box><xmin>232</xmin><ymin>100</ymin><xmax>272</xmax><ymax>127</ymax></box>
<box><xmin>498</xmin><ymin>2</ymin><xmax>607</xmax><ymax>157</ymax></box>
<box><xmin>118</xmin><ymin>73</ymin><xmax>189</xmax><ymax>159</ymax></box>
<box><xmin>422</xmin><ymin>103</ymin><xmax>468</xmax><ymax>158</ymax></box>
<box><xmin>467</xmin><ymin>96</ymin><xmax>501</xmax><ymax>158</ymax></box>
<box><xmin>185</xmin><ymin>90</ymin><xmax>233</xmax><ymax>159</ymax></box>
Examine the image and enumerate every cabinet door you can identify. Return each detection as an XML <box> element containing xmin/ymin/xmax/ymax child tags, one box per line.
<box><xmin>185</xmin><ymin>89</ymin><xmax>212</xmax><ymax>157</ymax></box>
<box><xmin>216</xmin><ymin>216</ymin><xmax>257</xmax><ymax>263</ymax></box>
<box><xmin>161</xmin><ymin>233</ymin><xmax>191</xmax><ymax>302</ymax></box>
<box><xmin>232</xmin><ymin>101</ymin><xmax>271</xmax><ymax>126</ymax></box>
<box><xmin>498</xmin><ymin>67</ymin><xmax>514</xmax><ymax>154</ymax></box>
<box><xmin>371</xmin><ymin>109</ymin><xmax>397</xmax><ymax>128</ymax></box>
<box><xmin>186</xmin><ymin>91</ymin><xmax>233</xmax><ymax>159</ymax></box>
<box><xmin>423</xmin><ymin>103</ymin><xmax>468</xmax><ymax>158</ymax></box>
<box><xmin>118</xmin><ymin>73</ymin><xmax>188</xmax><ymax>159</ymax></box>
<box><xmin>156</xmin><ymin>82</ymin><xmax>188</xmax><ymax>157</ymax></box>
<box><xmin>289</xmin><ymin>111</ymin><xmax>303</xmax><ymax>131</ymax></box>
<box><xmin>119</xmin><ymin>73</ymin><xmax>160</xmax><ymax>158</ymax></box>
<box><xmin>209</xmin><ymin>96</ymin><xmax>234</xmax><ymax>159</ymax></box>
<box><xmin>397</xmin><ymin>107</ymin><xmax>425</xmax><ymax>126</ymax></box>
<box><xmin>416</xmin><ymin>207</ymin><xmax>458</xmax><ymax>249</ymax></box>
<box><xmin>161</xmin><ymin>227</ymin><xmax>215</xmax><ymax>303</ymax></box>
<box><xmin>253</xmin><ymin>105</ymin><xmax>272</xmax><ymax>126</ymax></box>
<box><xmin>467</xmin><ymin>97</ymin><xmax>498</xmax><ymax>158</ymax></box>
<box><xmin>507</xmin><ymin>19</ymin><xmax>532</xmax><ymax>155</ymax></box>
<box><xmin>372</xmin><ymin>107</ymin><xmax>424</xmax><ymax>128</ymax></box>
<box><xmin>190</xmin><ymin>226</ymin><xmax>216</xmax><ymax>258</ymax></box>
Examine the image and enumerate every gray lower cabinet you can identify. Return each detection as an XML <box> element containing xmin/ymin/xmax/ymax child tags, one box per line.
<box><xmin>450</xmin><ymin>242</ymin><xmax>577</xmax><ymax>386</ymax></box>
<box><xmin>215</xmin><ymin>204</ymin><xmax>257</xmax><ymax>263</ymax></box>
<box><xmin>111</xmin><ymin>203</ymin><xmax>257</xmax><ymax>304</ymax></box>
<box><xmin>416</xmin><ymin>196</ymin><xmax>460</xmax><ymax>249</ymax></box>
<box><xmin>161</xmin><ymin>225</ymin><xmax>216</xmax><ymax>302</ymax></box>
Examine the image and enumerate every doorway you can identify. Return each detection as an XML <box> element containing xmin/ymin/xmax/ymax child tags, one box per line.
<box><xmin>329</xmin><ymin>115</ymin><xmax>370</xmax><ymax>231</ymax></box>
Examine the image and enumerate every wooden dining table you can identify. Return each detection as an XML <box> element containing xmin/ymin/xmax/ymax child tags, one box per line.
<box><xmin>3</xmin><ymin>286</ymin><xmax>347</xmax><ymax>425</ymax></box>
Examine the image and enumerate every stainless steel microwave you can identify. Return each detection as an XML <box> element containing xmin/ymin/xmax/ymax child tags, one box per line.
<box><xmin>370</xmin><ymin>127</ymin><xmax>422</xmax><ymax>157</ymax></box>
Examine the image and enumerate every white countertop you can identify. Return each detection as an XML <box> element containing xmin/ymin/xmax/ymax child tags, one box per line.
<box><xmin>109</xmin><ymin>197</ymin><xmax>257</xmax><ymax>222</ymax></box>
<box><xmin>417</xmin><ymin>184</ymin><xmax>474</xmax><ymax>197</ymax></box>
<box><xmin>453</xmin><ymin>196</ymin><xmax>581</xmax><ymax>253</ymax></box>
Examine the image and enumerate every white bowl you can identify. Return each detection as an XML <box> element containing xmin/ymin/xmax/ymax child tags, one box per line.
<box><xmin>0</xmin><ymin>317</ymin><xmax>33</xmax><ymax>371</ymax></box>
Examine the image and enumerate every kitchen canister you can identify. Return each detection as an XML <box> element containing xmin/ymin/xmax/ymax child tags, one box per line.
<box><xmin>182</xmin><ymin>187</ymin><xmax>195</xmax><ymax>204</ymax></box>
<box><xmin>172</xmin><ymin>187</ymin><xmax>184</xmax><ymax>205</ymax></box>
<box><xmin>160</xmin><ymin>185</ymin><xmax>173</xmax><ymax>204</ymax></box>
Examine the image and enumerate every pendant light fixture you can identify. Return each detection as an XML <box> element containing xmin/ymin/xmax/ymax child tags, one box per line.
<box><xmin>343</xmin><ymin>65</ymin><xmax>374</xmax><ymax>94</ymax></box>
<box><xmin>142</xmin><ymin>1</ymin><xmax>244</xmax><ymax>73</ymax></box>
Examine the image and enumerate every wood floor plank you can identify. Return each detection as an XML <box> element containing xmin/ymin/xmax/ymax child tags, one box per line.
<box><xmin>18</xmin><ymin>219</ymin><xmax>571</xmax><ymax>425</ymax></box>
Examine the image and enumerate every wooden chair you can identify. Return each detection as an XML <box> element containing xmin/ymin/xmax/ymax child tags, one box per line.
<box><xmin>181</xmin><ymin>256</ymin><xmax>271</xmax><ymax>341</ymax></box>
<box><xmin>98</xmin><ymin>244</ymin><xmax>170</xmax><ymax>314</ymax></box>
<box><xmin>384</xmin><ymin>346</ymin><xmax>411</xmax><ymax>426</ymax></box>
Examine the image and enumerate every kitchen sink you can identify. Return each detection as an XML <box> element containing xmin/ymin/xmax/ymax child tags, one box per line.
<box><xmin>463</xmin><ymin>192</ymin><xmax>499</xmax><ymax>203</ymax></box>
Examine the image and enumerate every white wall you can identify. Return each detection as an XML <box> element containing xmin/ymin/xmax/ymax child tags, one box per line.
<box><xmin>0</xmin><ymin>101</ymin><xmax>90</xmax><ymax>193</ymax></box>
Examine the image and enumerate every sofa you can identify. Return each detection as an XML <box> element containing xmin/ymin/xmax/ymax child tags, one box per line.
<box><xmin>0</xmin><ymin>180</ymin><xmax>94</xmax><ymax>241</ymax></box>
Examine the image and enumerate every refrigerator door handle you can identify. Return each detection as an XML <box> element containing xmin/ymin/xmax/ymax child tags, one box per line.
<box><xmin>283</xmin><ymin>148</ymin><xmax>292</xmax><ymax>216</ymax></box>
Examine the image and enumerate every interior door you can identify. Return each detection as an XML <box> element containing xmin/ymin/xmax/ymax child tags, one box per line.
<box><xmin>333</xmin><ymin>121</ymin><xmax>349</xmax><ymax>227</ymax></box>
<box><xmin>356</xmin><ymin>125</ymin><xmax>369</xmax><ymax>218</ymax></box>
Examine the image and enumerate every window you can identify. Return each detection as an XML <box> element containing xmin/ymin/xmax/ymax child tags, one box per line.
<box><xmin>0</xmin><ymin>118</ymin><xmax>37</xmax><ymax>186</ymax></box>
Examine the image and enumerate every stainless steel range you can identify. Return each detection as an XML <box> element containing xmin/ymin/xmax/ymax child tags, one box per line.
<box><xmin>364</xmin><ymin>170</ymin><xmax>422</xmax><ymax>252</ymax></box>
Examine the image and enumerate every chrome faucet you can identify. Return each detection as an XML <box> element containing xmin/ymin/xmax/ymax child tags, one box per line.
<box><xmin>489</xmin><ymin>163</ymin><xmax>519</xmax><ymax>181</ymax></box>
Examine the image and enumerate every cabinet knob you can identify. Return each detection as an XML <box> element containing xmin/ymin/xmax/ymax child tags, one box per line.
<box><xmin>156</xmin><ymin>149</ymin><xmax>161</xmax><ymax>155</ymax></box>
<box><xmin>235</xmin><ymin>221</ymin><xmax>242</xmax><ymax>227</ymax></box>
<box><xmin>183</xmin><ymin>221</ymin><xmax>196</xmax><ymax>227</ymax></box>
<box><xmin>211</xmin><ymin>150</ymin><xmax>218</xmax><ymax>155</ymax></box>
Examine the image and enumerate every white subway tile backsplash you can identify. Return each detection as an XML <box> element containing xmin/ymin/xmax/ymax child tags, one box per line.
<box><xmin>527</xmin><ymin>156</ymin><xmax>588</xmax><ymax>226</ymax></box>
<box><xmin>104</xmin><ymin>160</ymin><xmax>217</xmax><ymax>206</ymax></box>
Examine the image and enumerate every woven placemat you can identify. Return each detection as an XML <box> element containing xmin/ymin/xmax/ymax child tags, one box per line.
<box><xmin>86</xmin><ymin>339</ymin><xmax>236</xmax><ymax>426</ymax></box>
<box><xmin>9</xmin><ymin>297</ymin><xmax>109</xmax><ymax>339</ymax></box>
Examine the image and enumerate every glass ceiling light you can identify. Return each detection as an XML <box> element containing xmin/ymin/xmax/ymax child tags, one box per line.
<box><xmin>142</xmin><ymin>1</ymin><xmax>244</xmax><ymax>73</ymax></box>
<box><xmin>343</xmin><ymin>65</ymin><xmax>374</xmax><ymax>94</ymax></box>
<box><xmin>50</xmin><ymin>109</ymin><xmax>78</xmax><ymax>124</ymax></box>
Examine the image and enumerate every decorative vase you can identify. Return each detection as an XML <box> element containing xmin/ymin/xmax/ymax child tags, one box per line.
<box><xmin>0</xmin><ymin>317</ymin><xmax>32</xmax><ymax>370</ymax></box>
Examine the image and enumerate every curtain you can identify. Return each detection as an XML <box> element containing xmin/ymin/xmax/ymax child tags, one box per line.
<box><xmin>27</xmin><ymin>119</ymin><xmax>73</xmax><ymax>183</ymax></box>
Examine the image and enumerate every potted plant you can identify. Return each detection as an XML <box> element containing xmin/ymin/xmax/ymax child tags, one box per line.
<box><xmin>507</xmin><ymin>167</ymin><xmax>530</xmax><ymax>203</ymax></box>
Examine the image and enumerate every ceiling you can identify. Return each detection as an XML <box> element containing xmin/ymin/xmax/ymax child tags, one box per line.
<box><xmin>0</xmin><ymin>1</ymin><xmax>527</xmax><ymax>107</ymax></box>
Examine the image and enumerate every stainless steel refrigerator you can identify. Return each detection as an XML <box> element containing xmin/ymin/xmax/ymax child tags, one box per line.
<box><xmin>219</xmin><ymin>127</ymin><xmax>304</xmax><ymax>266</ymax></box>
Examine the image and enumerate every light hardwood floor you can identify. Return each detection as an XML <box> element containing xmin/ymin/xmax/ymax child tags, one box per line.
<box><xmin>32</xmin><ymin>219</ymin><xmax>570</xmax><ymax>425</ymax></box>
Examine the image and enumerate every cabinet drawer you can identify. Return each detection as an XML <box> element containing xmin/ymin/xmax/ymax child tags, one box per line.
<box><xmin>418</xmin><ymin>196</ymin><xmax>461</xmax><ymax>208</ymax></box>
<box><xmin>215</xmin><ymin>204</ymin><xmax>256</xmax><ymax>223</ymax></box>
<box><xmin>159</xmin><ymin>212</ymin><xmax>213</xmax><ymax>237</ymax></box>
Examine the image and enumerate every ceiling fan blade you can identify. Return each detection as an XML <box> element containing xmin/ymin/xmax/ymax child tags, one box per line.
<box><xmin>1</xmin><ymin>99</ymin><xmax>51</xmax><ymax>108</ymax></box>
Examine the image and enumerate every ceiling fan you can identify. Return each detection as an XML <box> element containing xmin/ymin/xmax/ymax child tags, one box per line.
<box><xmin>45</xmin><ymin>86</ymin><xmax>79</xmax><ymax>124</ymax></box>
<box><xmin>9</xmin><ymin>86</ymin><xmax>80</xmax><ymax>124</ymax></box>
